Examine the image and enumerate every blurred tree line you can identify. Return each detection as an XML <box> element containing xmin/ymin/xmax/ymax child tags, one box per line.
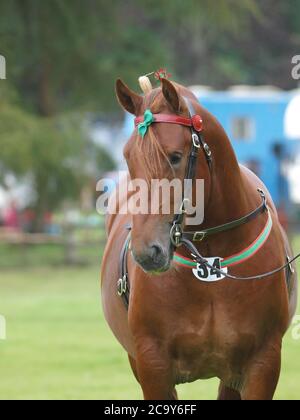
<box><xmin>0</xmin><ymin>0</ymin><xmax>299</xmax><ymax>230</ymax></box>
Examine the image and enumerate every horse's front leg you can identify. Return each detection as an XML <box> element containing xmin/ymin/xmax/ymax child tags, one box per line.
<box><xmin>218</xmin><ymin>382</ymin><xmax>241</xmax><ymax>400</ymax></box>
<box><xmin>135</xmin><ymin>338</ymin><xmax>176</xmax><ymax>400</ymax></box>
<box><xmin>241</xmin><ymin>338</ymin><xmax>282</xmax><ymax>400</ymax></box>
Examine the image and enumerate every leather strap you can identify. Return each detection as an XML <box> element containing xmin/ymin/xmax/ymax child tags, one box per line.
<box><xmin>184</xmin><ymin>189</ymin><xmax>267</xmax><ymax>242</ymax></box>
<box><xmin>117</xmin><ymin>232</ymin><xmax>131</xmax><ymax>309</ymax></box>
<box><xmin>134</xmin><ymin>113</ymin><xmax>203</xmax><ymax>132</ymax></box>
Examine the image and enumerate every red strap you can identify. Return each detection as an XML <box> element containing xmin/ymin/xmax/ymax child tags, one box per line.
<box><xmin>134</xmin><ymin>113</ymin><xmax>203</xmax><ymax>132</ymax></box>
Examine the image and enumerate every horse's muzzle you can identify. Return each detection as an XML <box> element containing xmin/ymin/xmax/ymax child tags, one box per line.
<box><xmin>132</xmin><ymin>243</ymin><xmax>170</xmax><ymax>274</ymax></box>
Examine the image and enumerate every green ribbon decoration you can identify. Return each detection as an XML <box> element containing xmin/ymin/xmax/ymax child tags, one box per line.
<box><xmin>138</xmin><ymin>109</ymin><xmax>154</xmax><ymax>138</ymax></box>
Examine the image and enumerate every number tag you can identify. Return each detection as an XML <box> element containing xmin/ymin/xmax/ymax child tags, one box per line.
<box><xmin>192</xmin><ymin>257</ymin><xmax>227</xmax><ymax>282</ymax></box>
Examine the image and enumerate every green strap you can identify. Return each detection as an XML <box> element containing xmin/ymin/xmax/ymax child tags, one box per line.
<box><xmin>173</xmin><ymin>209</ymin><xmax>273</xmax><ymax>269</ymax></box>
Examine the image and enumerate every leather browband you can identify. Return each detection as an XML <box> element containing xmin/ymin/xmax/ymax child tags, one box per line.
<box><xmin>134</xmin><ymin>114</ymin><xmax>203</xmax><ymax>132</ymax></box>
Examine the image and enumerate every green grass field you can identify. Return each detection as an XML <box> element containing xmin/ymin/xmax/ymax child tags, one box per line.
<box><xmin>0</xmin><ymin>245</ymin><xmax>299</xmax><ymax>400</ymax></box>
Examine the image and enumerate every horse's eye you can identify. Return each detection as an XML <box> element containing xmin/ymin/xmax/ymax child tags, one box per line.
<box><xmin>169</xmin><ymin>152</ymin><xmax>182</xmax><ymax>166</ymax></box>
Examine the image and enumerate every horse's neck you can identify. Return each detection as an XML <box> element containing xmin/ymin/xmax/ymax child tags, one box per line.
<box><xmin>207</xmin><ymin>163</ymin><xmax>247</xmax><ymax>226</ymax></box>
<box><xmin>176</xmin><ymin>86</ymin><xmax>261</xmax><ymax>253</ymax></box>
<box><xmin>190</xmin><ymin>138</ymin><xmax>259</xmax><ymax>258</ymax></box>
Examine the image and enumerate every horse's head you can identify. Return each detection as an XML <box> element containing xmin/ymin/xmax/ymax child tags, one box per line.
<box><xmin>115</xmin><ymin>78</ymin><xmax>212</xmax><ymax>274</ymax></box>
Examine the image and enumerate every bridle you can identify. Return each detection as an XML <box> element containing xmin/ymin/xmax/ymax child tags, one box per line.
<box><xmin>134</xmin><ymin>98</ymin><xmax>267</xmax><ymax>249</ymax></box>
<box><xmin>132</xmin><ymin>98</ymin><xmax>300</xmax><ymax>281</ymax></box>
<box><xmin>168</xmin><ymin>99</ymin><xmax>213</xmax><ymax>248</ymax></box>
<box><xmin>135</xmin><ymin>98</ymin><xmax>213</xmax><ymax>246</ymax></box>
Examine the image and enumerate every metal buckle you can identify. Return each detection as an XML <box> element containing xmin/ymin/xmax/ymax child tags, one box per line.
<box><xmin>287</xmin><ymin>256</ymin><xmax>295</xmax><ymax>274</ymax></box>
<box><xmin>170</xmin><ymin>223</ymin><xmax>183</xmax><ymax>247</ymax></box>
<box><xmin>192</xmin><ymin>133</ymin><xmax>201</xmax><ymax>148</ymax></box>
<box><xmin>193</xmin><ymin>231</ymin><xmax>206</xmax><ymax>241</ymax></box>
<box><xmin>257</xmin><ymin>188</ymin><xmax>267</xmax><ymax>209</ymax></box>
<box><xmin>203</xmin><ymin>142</ymin><xmax>212</xmax><ymax>157</ymax></box>
<box><xmin>117</xmin><ymin>275</ymin><xmax>127</xmax><ymax>296</ymax></box>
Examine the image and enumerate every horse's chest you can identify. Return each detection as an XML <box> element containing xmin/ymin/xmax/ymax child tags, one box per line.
<box><xmin>170</xmin><ymin>313</ymin><xmax>256</xmax><ymax>383</ymax></box>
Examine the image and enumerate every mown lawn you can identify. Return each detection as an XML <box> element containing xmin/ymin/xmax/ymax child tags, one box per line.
<box><xmin>0</xmin><ymin>249</ymin><xmax>299</xmax><ymax>399</ymax></box>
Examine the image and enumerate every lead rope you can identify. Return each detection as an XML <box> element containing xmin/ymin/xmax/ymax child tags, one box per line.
<box><xmin>180</xmin><ymin>237</ymin><xmax>299</xmax><ymax>280</ymax></box>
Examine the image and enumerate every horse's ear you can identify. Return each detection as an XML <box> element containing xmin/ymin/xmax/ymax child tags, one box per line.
<box><xmin>161</xmin><ymin>78</ymin><xmax>181</xmax><ymax>113</ymax></box>
<box><xmin>115</xmin><ymin>79</ymin><xmax>143</xmax><ymax>115</ymax></box>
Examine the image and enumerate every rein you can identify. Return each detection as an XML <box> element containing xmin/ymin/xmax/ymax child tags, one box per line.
<box><xmin>179</xmin><ymin>236</ymin><xmax>299</xmax><ymax>281</ymax></box>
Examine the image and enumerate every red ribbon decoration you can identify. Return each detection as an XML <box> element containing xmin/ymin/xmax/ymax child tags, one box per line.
<box><xmin>154</xmin><ymin>68</ymin><xmax>172</xmax><ymax>81</ymax></box>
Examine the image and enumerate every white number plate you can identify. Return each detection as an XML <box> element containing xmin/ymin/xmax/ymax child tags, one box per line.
<box><xmin>192</xmin><ymin>257</ymin><xmax>228</xmax><ymax>282</ymax></box>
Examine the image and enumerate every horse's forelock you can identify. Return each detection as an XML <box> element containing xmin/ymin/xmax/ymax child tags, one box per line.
<box><xmin>133</xmin><ymin>125</ymin><xmax>173</xmax><ymax>183</ymax></box>
<box><xmin>130</xmin><ymin>82</ymin><xmax>195</xmax><ymax>183</ymax></box>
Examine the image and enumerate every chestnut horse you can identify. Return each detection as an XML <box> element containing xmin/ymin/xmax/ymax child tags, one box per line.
<box><xmin>101</xmin><ymin>77</ymin><xmax>298</xmax><ymax>400</ymax></box>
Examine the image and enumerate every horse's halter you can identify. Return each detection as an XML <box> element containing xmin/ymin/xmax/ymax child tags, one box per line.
<box><xmin>134</xmin><ymin>98</ymin><xmax>213</xmax><ymax>247</ymax></box>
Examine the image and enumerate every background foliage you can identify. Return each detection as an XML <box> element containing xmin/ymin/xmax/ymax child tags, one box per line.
<box><xmin>0</xmin><ymin>0</ymin><xmax>299</xmax><ymax>223</ymax></box>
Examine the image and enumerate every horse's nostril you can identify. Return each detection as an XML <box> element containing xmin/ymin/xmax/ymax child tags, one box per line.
<box><xmin>150</xmin><ymin>244</ymin><xmax>163</xmax><ymax>262</ymax></box>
